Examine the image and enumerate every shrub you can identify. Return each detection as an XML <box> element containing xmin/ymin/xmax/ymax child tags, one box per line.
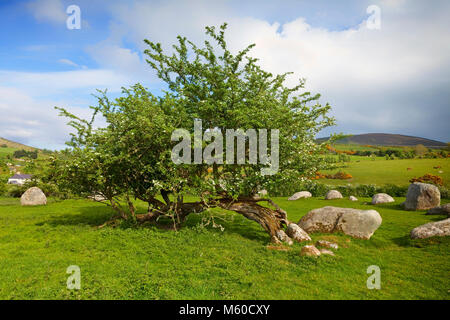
<box><xmin>326</xmin><ymin>171</ymin><xmax>353</xmax><ymax>180</ymax></box>
<box><xmin>265</xmin><ymin>180</ymin><xmax>450</xmax><ymax>198</ymax></box>
<box><xmin>7</xmin><ymin>185</ymin><xmax>26</xmax><ymax>197</ymax></box>
<box><xmin>0</xmin><ymin>180</ymin><xmax>6</xmax><ymax>196</ymax></box>
<box><xmin>439</xmin><ymin>186</ymin><xmax>449</xmax><ymax>199</ymax></box>
<box><xmin>13</xmin><ymin>149</ymin><xmax>38</xmax><ymax>159</ymax></box>
<box><xmin>410</xmin><ymin>174</ymin><xmax>444</xmax><ymax>186</ymax></box>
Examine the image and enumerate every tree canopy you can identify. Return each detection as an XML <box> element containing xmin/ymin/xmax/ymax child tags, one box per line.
<box><xmin>53</xmin><ymin>23</ymin><xmax>334</xmax><ymax>243</ymax></box>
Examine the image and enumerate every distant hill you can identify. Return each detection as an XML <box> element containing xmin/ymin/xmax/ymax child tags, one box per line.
<box><xmin>317</xmin><ymin>133</ymin><xmax>447</xmax><ymax>147</ymax></box>
<box><xmin>0</xmin><ymin>137</ymin><xmax>39</xmax><ymax>152</ymax></box>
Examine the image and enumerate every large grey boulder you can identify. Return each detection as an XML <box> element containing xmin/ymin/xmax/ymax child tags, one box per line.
<box><xmin>288</xmin><ymin>191</ymin><xmax>312</xmax><ymax>201</ymax></box>
<box><xmin>325</xmin><ymin>190</ymin><xmax>343</xmax><ymax>200</ymax></box>
<box><xmin>371</xmin><ymin>193</ymin><xmax>394</xmax><ymax>205</ymax></box>
<box><xmin>286</xmin><ymin>223</ymin><xmax>311</xmax><ymax>242</ymax></box>
<box><xmin>404</xmin><ymin>182</ymin><xmax>440</xmax><ymax>211</ymax></box>
<box><xmin>426</xmin><ymin>203</ymin><xmax>450</xmax><ymax>216</ymax></box>
<box><xmin>410</xmin><ymin>218</ymin><xmax>450</xmax><ymax>239</ymax></box>
<box><xmin>298</xmin><ymin>206</ymin><xmax>382</xmax><ymax>239</ymax></box>
<box><xmin>20</xmin><ymin>187</ymin><xmax>47</xmax><ymax>206</ymax></box>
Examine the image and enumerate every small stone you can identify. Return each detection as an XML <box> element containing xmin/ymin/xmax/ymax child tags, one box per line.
<box><xmin>288</xmin><ymin>191</ymin><xmax>312</xmax><ymax>200</ymax></box>
<box><xmin>276</xmin><ymin>230</ymin><xmax>293</xmax><ymax>245</ymax></box>
<box><xmin>316</xmin><ymin>240</ymin><xmax>338</xmax><ymax>250</ymax></box>
<box><xmin>286</xmin><ymin>223</ymin><xmax>311</xmax><ymax>242</ymax></box>
<box><xmin>325</xmin><ymin>190</ymin><xmax>343</xmax><ymax>200</ymax></box>
<box><xmin>319</xmin><ymin>249</ymin><xmax>335</xmax><ymax>256</ymax></box>
<box><xmin>371</xmin><ymin>193</ymin><xmax>395</xmax><ymax>205</ymax></box>
<box><xmin>349</xmin><ymin>196</ymin><xmax>358</xmax><ymax>201</ymax></box>
<box><xmin>300</xmin><ymin>245</ymin><xmax>321</xmax><ymax>257</ymax></box>
<box><xmin>258</xmin><ymin>189</ymin><xmax>268</xmax><ymax>197</ymax></box>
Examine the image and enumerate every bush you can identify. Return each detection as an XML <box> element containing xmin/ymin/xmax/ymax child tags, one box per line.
<box><xmin>410</xmin><ymin>174</ymin><xmax>444</xmax><ymax>186</ymax></box>
<box><xmin>0</xmin><ymin>181</ymin><xmax>6</xmax><ymax>196</ymax></box>
<box><xmin>6</xmin><ymin>180</ymin><xmax>69</xmax><ymax>199</ymax></box>
<box><xmin>13</xmin><ymin>149</ymin><xmax>38</xmax><ymax>159</ymax></box>
<box><xmin>327</xmin><ymin>171</ymin><xmax>353</xmax><ymax>180</ymax></box>
<box><xmin>7</xmin><ymin>185</ymin><xmax>26</xmax><ymax>197</ymax></box>
<box><xmin>266</xmin><ymin>180</ymin><xmax>450</xmax><ymax>199</ymax></box>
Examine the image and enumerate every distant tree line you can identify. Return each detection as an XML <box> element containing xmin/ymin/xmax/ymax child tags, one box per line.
<box><xmin>350</xmin><ymin>144</ymin><xmax>448</xmax><ymax>159</ymax></box>
<box><xmin>13</xmin><ymin>149</ymin><xmax>38</xmax><ymax>159</ymax></box>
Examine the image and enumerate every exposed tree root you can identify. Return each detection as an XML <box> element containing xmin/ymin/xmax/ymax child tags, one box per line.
<box><xmin>99</xmin><ymin>194</ymin><xmax>290</xmax><ymax>243</ymax></box>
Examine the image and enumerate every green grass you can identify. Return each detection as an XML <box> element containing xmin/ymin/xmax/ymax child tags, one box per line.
<box><xmin>0</xmin><ymin>147</ymin><xmax>15</xmax><ymax>159</ymax></box>
<box><xmin>333</xmin><ymin>143</ymin><xmax>379</xmax><ymax>152</ymax></box>
<box><xmin>322</xmin><ymin>157</ymin><xmax>450</xmax><ymax>186</ymax></box>
<box><xmin>0</xmin><ymin>196</ymin><xmax>448</xmax><ymax>300</ymax></box>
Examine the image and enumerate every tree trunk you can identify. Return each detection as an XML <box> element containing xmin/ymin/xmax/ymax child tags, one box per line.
<box><xmin>112</xmin><ymin>194</ymin><xmax>289</xmax><ymax>243</ymax></box>
<box><xmin>215</xmin><ymin>198</ymin><xmax>289</xmax><ymax>243</ymax></box>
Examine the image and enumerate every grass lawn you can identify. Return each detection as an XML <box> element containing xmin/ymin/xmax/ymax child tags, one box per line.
<box><xmin>0</xmin><ymin>147</ymin><xmax>15</xmax><ymax>159</ymax></box>
<box><xmin>321</xmin><ymin>157</ymin><xmax>449</xmax><ymax>186</ymax></box>
<box><xmin>0</xmin><ymin>196</ymin><xmax>448</xmax><ymax>300</ymax></box>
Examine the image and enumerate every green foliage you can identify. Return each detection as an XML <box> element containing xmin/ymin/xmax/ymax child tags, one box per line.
<box><xmin>338</xmin><ymin>153</ymin><xmax>351</xmax><ymax>162</ymax></box>
<box><xmin>6</xmin><ymin>184</ymin><xmax>25</xmax><ymax>198</ymax></box>
<box><xmin>267</xmin><ymin>179</ymin><xmax>449</xmax><ymax>199</ymax></box>
<box><xmin>414</xmin><ymin>144</ymin><xmax>428</xmax><ymax>156</ymax></box>
<box><xmin>0</xmin><ymin>177</ymin><xmax>6</xmax><ymax>196</ymax></box>
<box><xmin>6</xmin><ymin>178</ymin><xmax>67</xmax><ymax>199</ymax></box>
<box><xmin>53</xmin><ymin>23</ymin><xmax>334</xmax><ymax>220</ymax></box>
<box><xmin>13</xmin><ymin>149</ymin><xmax>38</xmax><ymax>159</ymax></box>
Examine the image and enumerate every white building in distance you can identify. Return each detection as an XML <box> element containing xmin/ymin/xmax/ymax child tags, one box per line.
<box><xmin>7</xmin><ymin>174</ymin><xmax>32</xmax><ymax>185</ymax></box>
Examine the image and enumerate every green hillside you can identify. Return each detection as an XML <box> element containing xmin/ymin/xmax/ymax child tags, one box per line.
<box><xmin>0</xmin><ymin>137</ymin><xmax>39</xmax><ymax>152</ymax></box>
<box><xmin>318</xmin><ymin>133</ymin><xmax>447</xmax><ymax>147</ymax></box>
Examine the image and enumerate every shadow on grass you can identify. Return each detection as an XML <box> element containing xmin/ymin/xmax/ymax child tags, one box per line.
<box><xmin>391</xmin><ymin>235</ymin><xmax>413</xmax><ymax>247</ymax></box>
<box><xmin>37</xmin><ymin>204</ymin><xmax>269</xmax><ymax>243</ymax></box>
<box><xmin>392</xmin><ymin>233</ymin><xmax>450</xmax><ymax>247</ymax></box>
<box><xmin>36</xmin><ymin>205</ymin><xmax>115</xmax><ymax>227</ymax></box>
<box><xmin>183</xmin><ymin>212</ymin><xmax>269</xmax><ymax>243</ymax></box>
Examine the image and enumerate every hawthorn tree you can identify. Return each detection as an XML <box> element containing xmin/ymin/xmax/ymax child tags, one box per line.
<box><xmin>54</xmin><ymin>24</ymin><xmax>334</xmax><ymax>243</ymax></box>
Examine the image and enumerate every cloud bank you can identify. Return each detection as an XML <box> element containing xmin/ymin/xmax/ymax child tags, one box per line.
<box><xmin>1</xmin><ymin>0</ymin><xmax>449</xmax><ymax>149</ymax></box>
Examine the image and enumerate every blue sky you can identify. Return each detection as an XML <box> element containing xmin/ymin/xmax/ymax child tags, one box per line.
<box><xmin>0</xmin><ymin>0</ymin><xmax>449</xmax><ymax>149</ymax></box>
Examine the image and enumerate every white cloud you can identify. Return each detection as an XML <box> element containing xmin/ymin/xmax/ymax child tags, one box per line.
<box><xmin>105</xmin><ymin>0</ymin><xmax>450</xmax><ymax>141</ymax></box>
<box><xmin>58</xmin><ymin>58</ymin><xmax>80</xmax><ymax>68</ymax></box>
<box><xmin>4</xmin><ymin>0</ymin><xmax>449</xmax><ymax>149</ymax></box>
<box><xmin>0</xmin><ymin>86</ymin><xmax>103</xmax><ymax>149</ymax></box>
<box><xmin>27</xmin><ymin>0</ymin><xmax>66</xmax><ymax>24</ymax></box>
<box><xmin>85</xmin><ymin>42</ymin><xmax>150</xmax><ymax>80</ymax></box>
<box><xmin>0</xmin><ymin>69</ymin><xmax>134</xmax><ymax>97</ymax></box>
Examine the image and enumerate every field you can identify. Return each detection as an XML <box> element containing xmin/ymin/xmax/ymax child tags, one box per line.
<box><xmin>0</xmin><ymin>196</ymin><xmax>448</xmax><ymax>300</ymax></box>
<box><xmin>321</xmin><ymin>157</ymin><xmax>449</xmax><ymax>186</ymax></box>
<box><xmin>0</xmin><ymin>147</ymin><xmax>16</xmax><ymax>159</ymax></box>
